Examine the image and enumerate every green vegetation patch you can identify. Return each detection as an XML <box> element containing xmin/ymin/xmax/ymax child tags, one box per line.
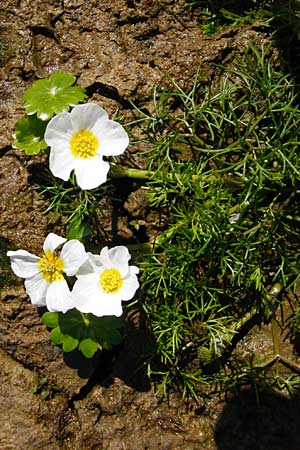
<box><xmin>131</xmin><ymin>43</ymin><xmax>300</xmax><ymax>397</ymax></box>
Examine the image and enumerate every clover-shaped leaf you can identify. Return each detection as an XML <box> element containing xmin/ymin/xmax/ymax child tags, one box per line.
<box><xmin>12</xmin><ymin>115</ymin><xmax>47</xmax><ymax>155</ymax></box>
<box><xmin>42</xmin><ymin>311</ymin><xmax>59</xmax><ymax>328</ymax></box>
<box><xmin>79</xmin><ymin>338</ymin><xmax>99</xmax><ymax>359</ymax></box>
<box><xmin>23</xmin><ymin>71</ymin><xmax>87</xmax><ymax>120</ymax></box>
<box><xmin>42</xmin><ymin>309</ymin><xmax>122</xmax><ymax>358</ymax></box>
<box><xmin>91</xmin><ymin>315</ymin><xmax>123</xmax><ymax>350</ymax></box>
<box><xmin>50</xmin><ymin>327</ymin><xmax>79</xmax><ymax>352</ymax></box>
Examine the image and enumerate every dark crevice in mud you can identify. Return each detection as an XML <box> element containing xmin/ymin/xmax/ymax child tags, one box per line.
<box><xmin>3</xmin><ymin>346</ymin><xmax>42</xmax><ymax>372</ymax></box>
<box><xmin>0</xmin><ymin>145</ymin><xmax>13</xmax><ymax>156</ymax></box>
<box><xmin>86</xmin><ymin>82</ymin><xmax>133</xmax><ymax>109</ymax></box>
<box><xmin>19</xmin><ymin>68</ymin><xmax>35</xmax><ymax>81</ymax></box>
<box><xmin>213</xmin><ymin>46</ymin><xmax>234</xmax><ymax>64</ymax></box>
<box><xmin>135</xmin><ymin>28</ymin><xmax>160</xmax><ymax>41</ymax></box>
<box><xmin>50</xmin><ymin>11</ymin><xmax>65</xmax><ymax>28</ymax></box>
<box><xmin>116</xmin><ymin>15</ymin><xmax>149</xmax><ymax>26</ymax></box>
<box><xmin>29</xmin><ymin>25</ymin><xmax>60</xmax><ymax>44</ymax></box>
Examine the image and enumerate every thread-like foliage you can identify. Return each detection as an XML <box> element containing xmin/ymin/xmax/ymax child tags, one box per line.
<box><xmin>132</xmin><ymin>43</ymin><xmax>300</xmax><ymax>397</ymax></box>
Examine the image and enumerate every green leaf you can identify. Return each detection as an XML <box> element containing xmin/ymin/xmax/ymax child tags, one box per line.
<box><xmin>12</xmin><ymin>115</ymin><xmax>47</xmax><ymax>155</ymax></box>
<box><xmin>62</xmin><ymin>334</ymin><xmax>79</xmax><ymax>352</ymax></box>
<box><xmin>78</xmin><ymin>338</ymin><xmax>99</xmax><ymax>358</ymax></box>
<box><xmin>91</xmin><ymin>315</ymin><xmax>123</xmax><ymax>350</ymax></box>
<box><xmin>23</xmin><ymin>71</ymin><xmax>87</xmax><ymax>120</ymax></box>
<box><xmin>46</xmin><ymin>311</ymin><xmax>122</xmax><ymax>358</ymax></box>
<box><xmin>58</xmin><ymin>309</ymin><xmax>86</xmax><ymax>339</ymax></box>
<box><xmin>66</xmin><ymin>221</ymin><xmax>91</xmax><ymax>240</ymax></box>
<box><xmin>50</xmin><ymin>327</ymin><xmax>64</xmax><ymax>345</ymax></box>
<box><xmin>50</xmin><ymin>320</ymin><xmax>79</xmax><ymax>352</ymax></box>
<box><xmin>42</xmin><ymin>311</ymin><xmax>59</xmax><ymax>328</ymax></box>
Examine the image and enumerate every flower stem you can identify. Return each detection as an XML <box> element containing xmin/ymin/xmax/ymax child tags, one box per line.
<box><xmin>81</xmin><ymin>313</ymin><xmax>90</xmax><ymax>327</ymax></box>
<box><xmin>109</xmin><ymin>164</ymin><xmax>154</xmax><ymax>180</ymax></box>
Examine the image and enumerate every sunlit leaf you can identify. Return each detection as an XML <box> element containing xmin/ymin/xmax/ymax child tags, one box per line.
<box><xmin>62</xmin><ymin>334</ymin><xmax>79</xmax><ymax>352</ymax></box>
<box><xmin>78</xmin><ymin>338</ymin><xmax>99</xmax><ymax>358</ymax></box>
<box><xmin>42</xmin><ymin>311</ymin><xmax>59</xmax><ymax>328</ymax></box>
<box><xmin>50</xmin><ymin>327</ymin><xmax>64</xmax><ymax>345</ymax></box>
<box><xmin>12</xmin><ymin>115</ymin><xmax>47</xmax><ymax>155</ymax></box>
<box><xmin>66</xmin><ymin>221</ymin><xmax>91</xmax><ymax>240</ymax></box>
<box><xmin>44</xmin><ymin>309</ymin><xmax>122</xmax><ymax>358</ymax></box>
<box><xmin>23</xmin><ymin>71</ymin><xmax>87</xmax><ymax>120</ymax></box>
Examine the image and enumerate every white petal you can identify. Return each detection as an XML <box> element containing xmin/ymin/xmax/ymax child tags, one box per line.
<box><xmin>49</xmin><ymin>146</ymin><xmax>76</xmax><ymax>181</ymax></box>
<box><xmin>130</xmin><ymin>265</ymin><xmax>139</xmax><ymax>275</ymax></box>
<box><xmin>98</xmin><ymin>246</ymin><xmax>110</xmax><ymax>266</ymax></box>
<box><xmin>44</xmin><ymin>112</ymin><xmax>73</xmax><ymax>146</ymax></box>
<box><xmin>46</xmin><ymin>279</ymin><xmax>74</xmax><ymax>313</ymax></box>
<box><xmin>70</xmin><ymin>103</ymin><xmax>108</xmax><ymax>131</ymax></box>
<box><xmin>61</xmin><ymin>240</ymin><xmax>88</xmax><ymax>276</ymax></box>
<box><xmin>119</xmin><ymin>269</ymin><xmax>140</xmax><ymax>301</ymax></box>
<box><xmin>45</xmin><ymin>111</ymin><xmax>76</xmax><ymax>181</ymax></box>
<box><xmin>74</xmin><ymin>156</ymin><xmax>110</xmax><ymax>190</ymax></box>
<box><xmin>95</xmin><ymin>297</ymin><xmax>123</xmax><ymax>317</ymax></box>
<box><xmin>99</xmin><ymin>246</ymin><xmax>131</xmax><ymax>276</ymax></box>
<box><xmin>7</xmin><ymin>250</ymin><xmax>39</xmax><ymax>278</ymax></box>
<box><xmin>92</xmin><ymin>119</ymin><xmax>129</xmax><ymax>156</ymax></box>
<box><xmin>72</xmin><ymin>273</ymin><xmax>101</xmax><ymax>310</ymax></box>
<box><xmin>75</xmin><ymin>252</ymin><xmax>101</xmax><ymax>276</ymax></box>
<box><xmin>24</xmin><ymin>273</ymin><xmax>48</xmax><ymax>307</ymax></box>
<box><xmin>73</xmin><ymin>278</ymin><xmax>123</xmax><ymax>317</ymax></box>
<box><xmin>43</xmin><ymin>233</ymin><xmax>66</xmax><ymax>253</ymax></box>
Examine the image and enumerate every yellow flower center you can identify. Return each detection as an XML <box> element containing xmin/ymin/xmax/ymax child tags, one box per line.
<box><xmin>99</xmin><ymin>268</ymin><xmax>123</xmax><ymax>294</ymax></box>
<box><xmin>70</xmin><ymin>129</ymin><xmax>99</xmax><ymax>159</ymax></box>
<box><xmin>38</xmin><ymin>250</ymin><xmax>64</xmax><ymax>283</ymax></box>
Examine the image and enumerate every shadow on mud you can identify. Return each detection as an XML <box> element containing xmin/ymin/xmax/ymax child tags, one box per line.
<box><xmin>63</xmin><ymin>315</ymin><xmax>152</xmax><ymax>402</ymax></box>
<box><xmin>214</xmin><ymin>389</ymin><xmax>300</xmax><ymax>450</ymax></box>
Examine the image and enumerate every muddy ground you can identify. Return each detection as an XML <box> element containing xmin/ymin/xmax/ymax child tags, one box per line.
<box><xmin>1</xmin><ymin>1</ymin><xmax>300</xmax><ymax>449</ymax></box>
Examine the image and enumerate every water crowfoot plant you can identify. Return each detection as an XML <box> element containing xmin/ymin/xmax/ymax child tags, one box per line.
<box><xmin>129</xmin><ymin>42</ymin><xmax>300</xmax><ymax>398</ymax></box>
<box><xmin>8</xmin><ymin>70</ymin><xmax>144</xmax><ymax>360</ymax></box>
<box><xmin>44</xmin><ymin>103</ymin><xmax>129</xmax><ymax>190</ymax></box>
<box><xmin>72</xmin><ymin>246</ymin><xmax>140</xmax><ymax>317</ymax></box>
<box><xmin>7</xmin><ymin>233</ymin><xmax>87</xmax><ymax>312</ymax></box>
<box><xmin>7</xmin><ymin>237</ymin><xmax>140</xmax><ymax>358</ymax></box>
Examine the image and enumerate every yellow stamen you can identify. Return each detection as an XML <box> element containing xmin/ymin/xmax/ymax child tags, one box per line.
<box><xmin>38</xmin><ymin>250</ymin><xmax>64</xmax><ymax>283</ymax></box>
<box><xmin>99</xmin><ymin>268</ymin><xmax>123</xmax><ymax>294</ymax></box>
<box><xmin>71</xmin><ymin>129</ymin><xmax>99</xmax><ymax>159</ymax></box>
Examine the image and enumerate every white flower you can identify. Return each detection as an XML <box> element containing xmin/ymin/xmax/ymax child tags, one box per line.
<box><xmin>7</xmin><ymin>233</ymin><xmax>87</xmax><ymax>313</ymax></box>
<box><xmin>72</xmin><ymin>246</ymin><xmax>139</xmax><ymax>317</ymax></box>
<box><xmin>44</xmin><ymin>103</ymin><xmax>129</xmax><ymax>190</ymax></box>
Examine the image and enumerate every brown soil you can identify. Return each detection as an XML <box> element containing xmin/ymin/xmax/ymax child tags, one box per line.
<box><xmin>1</xmin><ymin>1</ymin><xmax>300</xmax><ymax>449</ymax></box>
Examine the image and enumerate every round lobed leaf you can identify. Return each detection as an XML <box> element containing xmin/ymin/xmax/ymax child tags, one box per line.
<box><xmin>62</xmin><ymin>334</ymin><xmax>79</xmax><ymax>352</ymax></box>
<box><xmin>78</xmin><ymin>338</ymin><xmax>99</xmax><ymax>358</ymax></box>
<box><xmin>23</xmin><ymin>71</ymin><xmax>87</xmax><ymax>120</ymax></box>
<box><xmin>42</xmin><ymin>311</ymin><xmax>59</xmax><ymax>328</ymax></box>
<box><xmin>12</xmin><ymin>116</ymin><xmax>47</xmax><ymax>155</ymax></box>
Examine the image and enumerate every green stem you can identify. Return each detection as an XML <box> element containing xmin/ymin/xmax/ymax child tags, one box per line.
<box><xmin>109</xmin><ymin>164</ymin><xmax>154</xmax><ymax>180</ymax></box>
<box><xmin>81</xmin><ymin>313</ymin><xmax>90</xmax><ymax>327</ymax></box>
